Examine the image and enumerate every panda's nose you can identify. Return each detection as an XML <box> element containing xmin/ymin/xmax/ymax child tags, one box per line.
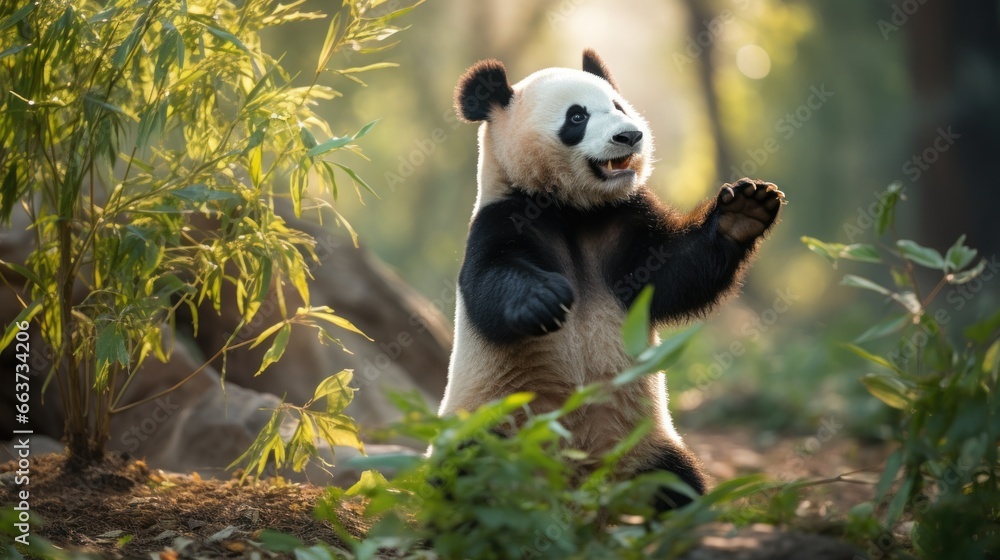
<box><xmin>612</xmin><ymin>130</ymin><xmax>643</xmax><ymax>147</ymax></box>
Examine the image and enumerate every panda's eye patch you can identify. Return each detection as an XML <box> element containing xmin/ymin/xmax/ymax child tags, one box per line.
<box><xmin>566</xmin><ymin>105</ymin><xmax>588</xmax><ymax>125</ymax></box>
<box><xmin>559</xmin><ymin>105</ymin><xmax>589</xmax><ymax>146</ymax></box>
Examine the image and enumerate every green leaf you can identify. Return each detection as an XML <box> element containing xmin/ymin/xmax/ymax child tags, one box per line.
<box><xmin>0</xmin><ymin>2</ymin><xmax>37</xmax><ymax>32</ymax></box>
<box><xmin>0</xmin><ymin>300</ymin><xmax>42</xmax><ymax>351</ymax></box>
<box><xmin>111</xmin><ymin>13</ymin><xmax>148</xmax><ymax>68</ymax></box>
<box><xmin>614</xmin><ymin>325</ymin><xmax>700</xmax><ymax>386</ymax></box>
<box><xmin>983</xmin><ymin>340</ymin><xmax>1000</xmax><ymax>377</ymax></box>
<box><xmin>353</xmin><ymin>119</ymin><xmax>379</xmax><ymax>140</ymax></box>
<box><xmin>840</xmin><ymin>274</ymin><xmax>891</xmax><ymax>296</ymax></box>
<box><xmin>316</xmin><ymin>11</ymin><xmax>341</xmax><ymax>74</ymax></box>
<box><xmin>876</xmin><ymin>182</ymin><xmax>904</xmax><ymax>235</ymax></box>
<box><xmin>622</xmin><ymin>285</ymin><xmax>653</xmax><ymax>358</ymax></box>
<box><xmin>312</xmin><ymin>370</ymin><xmax>355</xmax><ymax>412</ymax></box>
<box><xmin>896</xmin><ymin>239</ymin><xmax>946</xmax><ymax>270</ymax></box>
<box><xmin>874</xmin><ymin>449</ymin><xmax>903</xmax><ymax>500</ymax></box>
<box><xmin>332</xmin><ymin>163</ymin><xmax>379</xmax><ymax>200</ymax></box>
<box><xmin>854</xmin><ymin>314</ymin><xmax>910</xmax><ymax>344</ymax></box>
<box><xmin>255</xmin><ymin>323</ymin><xmax>291</xmax><ymax>376</ymax></box>
<box><xmin>801</xmin><ymin>236</ymin><xmax>844</xmax><ymax>264</ymax></box>
<box><xmin>345</xmin><ymin>469</ymin><xmax>388</xmax><ymax>496</ymax></box>
<box><xmin>884</xmin><ymin>472</ymin><xmax>914</xmax><ymax>525</ymax></box>
<box><xmin>337</xmin><ymin>62</ymin><xmax>399</xmax><ymax>74</ymax></box>
<box><xmin>840</xmin><ymin>243</ymin><xmax>881</xmax><ymax>263</ymax></box>
<box><xmin>843</xmin><ymin>344</ymin><xmax>902</xmax><ymax>374</ymax></box>
<box><xmin>861</xmin><ymin>373</ymin><xmax>910</xmax><ymax>409</ymax></box>
<box><xmin>200</xmin><ymin>22</ymin><xmax>248</xmax><ymax>52</ymax></box>
<box><xmin>948</xmin><ymin>259</ymin><xmax>986</xmax><ymax>285</ymax></box>
<box><xmin>0</xmin><ymin>44</ymin><xmax>29</xmax><ymax>61</ymax></box>
<box><xmin>306</xmin><ymin>135</ymin><xmax>354</xmax><ymax>157</ymax></box>
<box><xmin>250</xmin><ymin>320</ymin><xmax>288</xmax><ymax>349</ymax></box>
<box><xmin>305</xmin><ymin>306</ymin><xmax>370</xmax><ymax>339</ymax></box>
<box><xmin>944</xmin><ymin>234</ymin><xmax>977</xmax><ymax>272</ymax></box>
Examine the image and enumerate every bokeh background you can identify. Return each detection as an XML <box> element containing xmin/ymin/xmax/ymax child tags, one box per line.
<box><xmin>262</xmin><ymin>0</ymin><xmax>1000</xmax><ymax>438</ymax></box>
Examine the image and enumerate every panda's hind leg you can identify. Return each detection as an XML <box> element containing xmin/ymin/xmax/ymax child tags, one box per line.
<box><xmin>636</xmin><ymin>441</ymin><xmax>709</xmax><ymax>512</ymax></box>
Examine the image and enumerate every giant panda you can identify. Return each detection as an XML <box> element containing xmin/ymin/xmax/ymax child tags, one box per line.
<box><xmin>439</xmin><ymin>49</ymin><xmax>784</xmax><ymax>509</ymax></box>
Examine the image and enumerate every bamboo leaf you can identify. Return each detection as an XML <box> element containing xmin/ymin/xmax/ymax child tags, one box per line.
<box><xmin>250</xmin><ymin>320</ymin><xmax>288</xmax><ymax>350</ymax></box>
<box><xmin>861</xmin><ymin>373</ymin><xmax>911</xmax><ymax>409</ymax></box>
<box><xmin>621</xmin><ymin>285</ymin><xmax>653</xmax><ymax>359</ymax></box>
<box><xmin>332</xmin><ymin>162</ymin><xmax>379</xmax><ymax>200</ymax></box>
<box><xmin>614</xmin><ymin>325</ymin><xmax>700</xmax><ymax>386</ymax></box>
<box><xmin>312</xmin><ymin>370</ymin><xmax>355</xmax><ymax>412</ymax></box>
<box><xmin>0</xmin><ymin>300</ymin><xmax>42</xmax><ymax>351</ymax></box>
<box><xmin>255</xmin><ymin>323</ymin><xmax>291</xmax><ymax>376</ymax></box>
<box><xmin>0</xmin><ymin>2</ymin><xmax>37</xmax><ymax>32</ymax></box>
<box><xmin>200</xmin><ymin>22</ymin><xmax>248</xmax><ymax>52</ymax></box>
<box><xmin>303</xmin><ymin>307</ymin><xmax>370</xmax><ymax>340</ymax></box>
<box><xmin>842</xmin><ymin>343</ymin><xmax>902</xmax><ymax>374</ymax></box>
<box><xmin>337</xmin><ymin>62</ymin><xmax>399</xmax><ymax>74</ymax></box>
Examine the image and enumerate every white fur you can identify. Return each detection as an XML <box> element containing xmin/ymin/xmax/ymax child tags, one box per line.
<box><xmin>442</xmin><ymin>65</ymin><xmax>685</xmax><ymax>467</ymax></box>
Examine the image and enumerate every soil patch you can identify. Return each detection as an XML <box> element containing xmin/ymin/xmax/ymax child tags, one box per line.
<box><xmin>0</xmin><ymin>453</ymin><xmax>366</xmax><ymax>559</ymax></box>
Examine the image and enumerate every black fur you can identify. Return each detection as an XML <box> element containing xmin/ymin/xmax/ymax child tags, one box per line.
<box><xmin>459</xmin><ymin>187</ymin><xmax>756</xmax><ymax>345</ymax></box>
<box><xmin>558</xmin><ymin>104</ymin><xmax>589</xmax><ymax>146</ymax></box>
<box><xmin>454</xmin><ymin>59</ymin><xmax>514</xmax><ymax>122</ymax></box>
<box><xmin>636</xmin><ymin>442</ymin><xmax>709</xmax><ymax>511</ymax></box>
<box><xmin>582</xmin><ymin>48</ymin><xmax>619</xmax><ymax>91</ymax></box>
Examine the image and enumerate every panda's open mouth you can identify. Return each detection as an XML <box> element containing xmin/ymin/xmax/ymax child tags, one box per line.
<box><xmin>588</xmin><ymin>155</ymin><xmax>635</xmax><ymax>180</ymax></box>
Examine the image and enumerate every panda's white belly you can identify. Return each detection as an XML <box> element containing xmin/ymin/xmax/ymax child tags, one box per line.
<box><xmin>440</xmin><ymin>289</ymin><xmax>681</xmax><ymax>459</ymax></box>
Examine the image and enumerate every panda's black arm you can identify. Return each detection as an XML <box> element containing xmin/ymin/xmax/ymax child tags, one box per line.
<box><xmin>459</xmin><ymin>202</ymin><xmax>575</xmax><ymax>344</ymax></box>
<box><xmin>611</xmin><ymin>185</ymin><xmax>776</xmax><ymax>324</ymax></box>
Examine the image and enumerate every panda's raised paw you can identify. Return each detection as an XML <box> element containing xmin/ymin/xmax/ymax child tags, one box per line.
<box><xmin>716</xmin><ymin>178</ymin><xmax>784</xmax><ymax>245</ymax></box>
<box><xmin>504</xmin><ymin>273</ymin><xmax>574</xmax><ymax>337</ymax></box>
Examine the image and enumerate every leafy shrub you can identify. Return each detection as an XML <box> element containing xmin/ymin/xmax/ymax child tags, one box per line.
<box><xmin>804</xmin><ymin>183</ymin><xmax>1000</xmax><ymax>558</ymax></box>
<box><xmin>0</xmin><ymin>0</ymin><xmax>416</xmax><ymax>467</ymax></box>
<box><xmin>253</xmin><ymin>290</ymin><xmax>771</xmax><ymax>560</ymax></box>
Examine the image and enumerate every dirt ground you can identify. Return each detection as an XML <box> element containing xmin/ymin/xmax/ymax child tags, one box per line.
<box><xmin>0</xmin><ymin>429</ymin><xmax>892</xmax><ymax>559</ymax></box>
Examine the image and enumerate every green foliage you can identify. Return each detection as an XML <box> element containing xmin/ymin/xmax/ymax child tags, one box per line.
<box><xmin>248</xmin><ymin>292</ymin><xmax>780</xmax><ymax>559</ymax></box>
<box><xmin>803</xmin><ymin>188</ymin><xmax>1000</xmax><ymax>558</ymax></box>
<box><xmin>231</xmin><ymin>368</ymin><xmax>364</xmax><ymax>480</ymax></box>
<box><xmin>0</xmin><ymin>0</ymin><xmax>416</xmax><ymax>466</ymax></box>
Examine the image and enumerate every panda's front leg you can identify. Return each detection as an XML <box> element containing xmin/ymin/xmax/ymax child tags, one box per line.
<box><xmin>460</xmin><ymin>256</ymin><xmax>575</xmax><ymax>343</ymax></box>
<box><xmin>501</xmin><ymin>268</ymin><xmax>575</xmax><ymax>337</ymax></box>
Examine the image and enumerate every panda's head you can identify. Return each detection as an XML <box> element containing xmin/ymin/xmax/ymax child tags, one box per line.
<box><xmin>456</xmin><ymin>50</ymin><xmax>653</xmax><ymax>209</ymax></box>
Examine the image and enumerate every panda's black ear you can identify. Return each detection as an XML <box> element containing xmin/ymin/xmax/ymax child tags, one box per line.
<box><xmin>582</xmin><ymin>49</ymin><xmax>620</xmax><ymax>92</ymax></box>
<box><xmin>454</xmin><ymin>59</ymin><xmax>514</xmax><ymax>123</ymax></box>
